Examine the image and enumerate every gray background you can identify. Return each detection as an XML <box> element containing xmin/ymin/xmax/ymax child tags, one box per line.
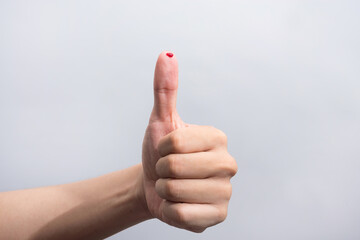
<box><xmin>0</xmin><ymin>1</ymin><xmax>359</xmax><ymax>239</ymax></box>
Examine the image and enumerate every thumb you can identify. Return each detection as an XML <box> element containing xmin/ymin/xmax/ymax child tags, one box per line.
<box><xmin>151</xmin><ymin>51</ymin><xmax>179</xmax><ymax>121</ymax></box>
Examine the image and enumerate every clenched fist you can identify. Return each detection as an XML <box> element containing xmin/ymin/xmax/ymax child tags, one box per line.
<box><xmin>0</xmin><ymin>51</ymin><xmax>237</xmax><ymax>239</ymax></box>
<box><xmin>141</xmin><ymin>51</ymin><xmax>238</xmax><ymax>232</ymax></box>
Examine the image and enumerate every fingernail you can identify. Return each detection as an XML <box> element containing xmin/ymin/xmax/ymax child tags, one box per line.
<box><xmin>166</xmin><ymin>52</ymin><xmax>174</xmax><ymax>58</ymax></box>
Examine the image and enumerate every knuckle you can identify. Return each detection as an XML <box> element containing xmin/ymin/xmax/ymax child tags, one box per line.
<box><xmin>170</xmin><ymin>132</ymin><xmax>183</xmax><ymax>152</ymax></box>
<box><xmin>155</xmin><ymin>179</ymin><xmax>165</xmax><ymax>197</ymax></box>
<box><xmin>223</xmin><ymin>182</ymin><xmax>233</xmax><ymax>200</ymax></box>
<box><xmin>208</xmin><ymin>126</ymin><xmax>227</xmax><ymax>146</ymax></box>
<box><xmin>216</xmin><ymin>206</ymin><xmax>228</xmax><ymax>223</ymax></box>
<box><xmin>223</xmin><ymin>155</ymin><xmax>238</xmax><ymax>177</ymax></box>
<box><xmin>155</xmin><ymin>157</ymin><xmax>165</xmax><ymax>176</ymax></box>
<box><xmin>166</xmin><ymin>154</ymin><xmax>179</xmax><ymax>177</ymax></box>
<box><xmin>175</xmin><ymin>206</ymin><xmax>188</xmax><ymax>224</ymax></box>
<box><xmin>231</xmin><ymin>157</ymin><xmax>238</xmax><ymax>176</ymax></box>
<box><xmin>216</xmin><ymin>153</ymin><xmax>238</xmax><ymax>178</ymax></box>
<box><xmin>217</xmin><ymin>129</ymin><xmax>228</xmax><ymax>146</ymax></box>
<box><xmin>164</xmin><ymin>180</ymin><xmax>180</xmax><ymax>199</ymax></box>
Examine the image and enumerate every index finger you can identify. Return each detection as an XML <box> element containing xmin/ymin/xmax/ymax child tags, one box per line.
<box><xmin>157</xmin><ymin>125</ymin><xmax>227</xmax><ymax>157</ymax></box>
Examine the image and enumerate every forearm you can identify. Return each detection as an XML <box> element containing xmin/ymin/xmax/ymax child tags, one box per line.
<box><xmin>0</xmin><ymin>164</ymin><xmax>152</xmax><ymax>240</ymax></box>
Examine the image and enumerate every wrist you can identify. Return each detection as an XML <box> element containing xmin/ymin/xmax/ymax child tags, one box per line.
<box><xmin>134</xmin><ymin>164</ymin><xmax>153</xmax><ymax>220</ymax></box>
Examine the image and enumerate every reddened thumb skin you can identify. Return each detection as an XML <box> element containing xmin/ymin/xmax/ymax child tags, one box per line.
<box><xmin>150</xmin><ymin>51</ymin><xmax>179</xmax><ymax>122</ymax></box>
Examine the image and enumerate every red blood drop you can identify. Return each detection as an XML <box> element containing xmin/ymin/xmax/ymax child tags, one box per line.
<box><xmin>166</xmin><ymin>52</ymin><xmax>174</xmax><ymax>58</ymax></box>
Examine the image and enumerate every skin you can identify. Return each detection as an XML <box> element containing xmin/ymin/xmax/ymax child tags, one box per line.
<box><xmin>0</xmin><ymin>51</ymin><xmax>237</xmax><ymax>239</ymax></box>
<box><xmin>142</xmin><ymin>51</ymin><xmax>237</xmax><ymax>232</ymax></box>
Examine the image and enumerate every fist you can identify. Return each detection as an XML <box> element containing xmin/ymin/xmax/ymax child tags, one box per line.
<box><xmin>142</xmin><ymin>51</ymin><xmax>237</xmax><ymax>232</ymax></box>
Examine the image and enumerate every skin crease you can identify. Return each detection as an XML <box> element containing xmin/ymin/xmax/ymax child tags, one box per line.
<box><xmin>0</xmin><ymin>51</ymin><xmax>237</xmax><ymax>239</ymax></box>
<box><xmin>141</xmin><ymin>51</ymin><xmax>237</xmax><ymax>232</ymax></box>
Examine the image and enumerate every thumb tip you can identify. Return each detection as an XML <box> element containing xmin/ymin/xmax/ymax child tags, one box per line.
<box><xmin>151</xmin><ymin>51</ymin><xmax>179</xmax><ymax>120</ymax></box>
<box><xmin>154</xmin><ymin>51</ymin><xmax>178</xmax><ymax>91</ymax></box>
<box><xmin>159</xmin><ymin>50</ymin><xmax>176</xmax><ymax>59</ymax></box>
<box><xmin>156</xmin><ymin>51</ymin><xmax>178</xmax><ymax>70</ymax></box>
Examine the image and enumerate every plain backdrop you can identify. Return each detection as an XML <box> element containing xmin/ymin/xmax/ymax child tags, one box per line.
<box><xmin>1</xmin><ymin>1</ymin><xmax>359</xmax><ymax>239</ymax></box>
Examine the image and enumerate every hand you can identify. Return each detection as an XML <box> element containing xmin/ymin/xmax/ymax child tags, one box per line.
<box><xmin>141</xmin><ymin>51</ymin><xmax>237</xmax><ymax>232</ymax></box>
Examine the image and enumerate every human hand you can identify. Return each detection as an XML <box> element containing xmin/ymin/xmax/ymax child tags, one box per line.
<box><xmin>141</xmin><ymin>51</ymin><xmax>237</xmax><ymax>232</ymax></box>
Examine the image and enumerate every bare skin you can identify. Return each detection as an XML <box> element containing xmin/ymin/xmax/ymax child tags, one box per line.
<box><xmin>142</xmin><ymin>51</ymin><xmax>237</xmax><ymax>232</ymax></box>
<box><xmin>0</xmin><ymin>51</ymin><xmax>237</xmax><ymax>239</ymax></box>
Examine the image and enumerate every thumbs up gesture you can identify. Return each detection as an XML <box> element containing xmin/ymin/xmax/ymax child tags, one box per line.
<box><xmin>141</xmin><ymin>51</ymin><xmax>237</xmax><ymax>232</ymax></box>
